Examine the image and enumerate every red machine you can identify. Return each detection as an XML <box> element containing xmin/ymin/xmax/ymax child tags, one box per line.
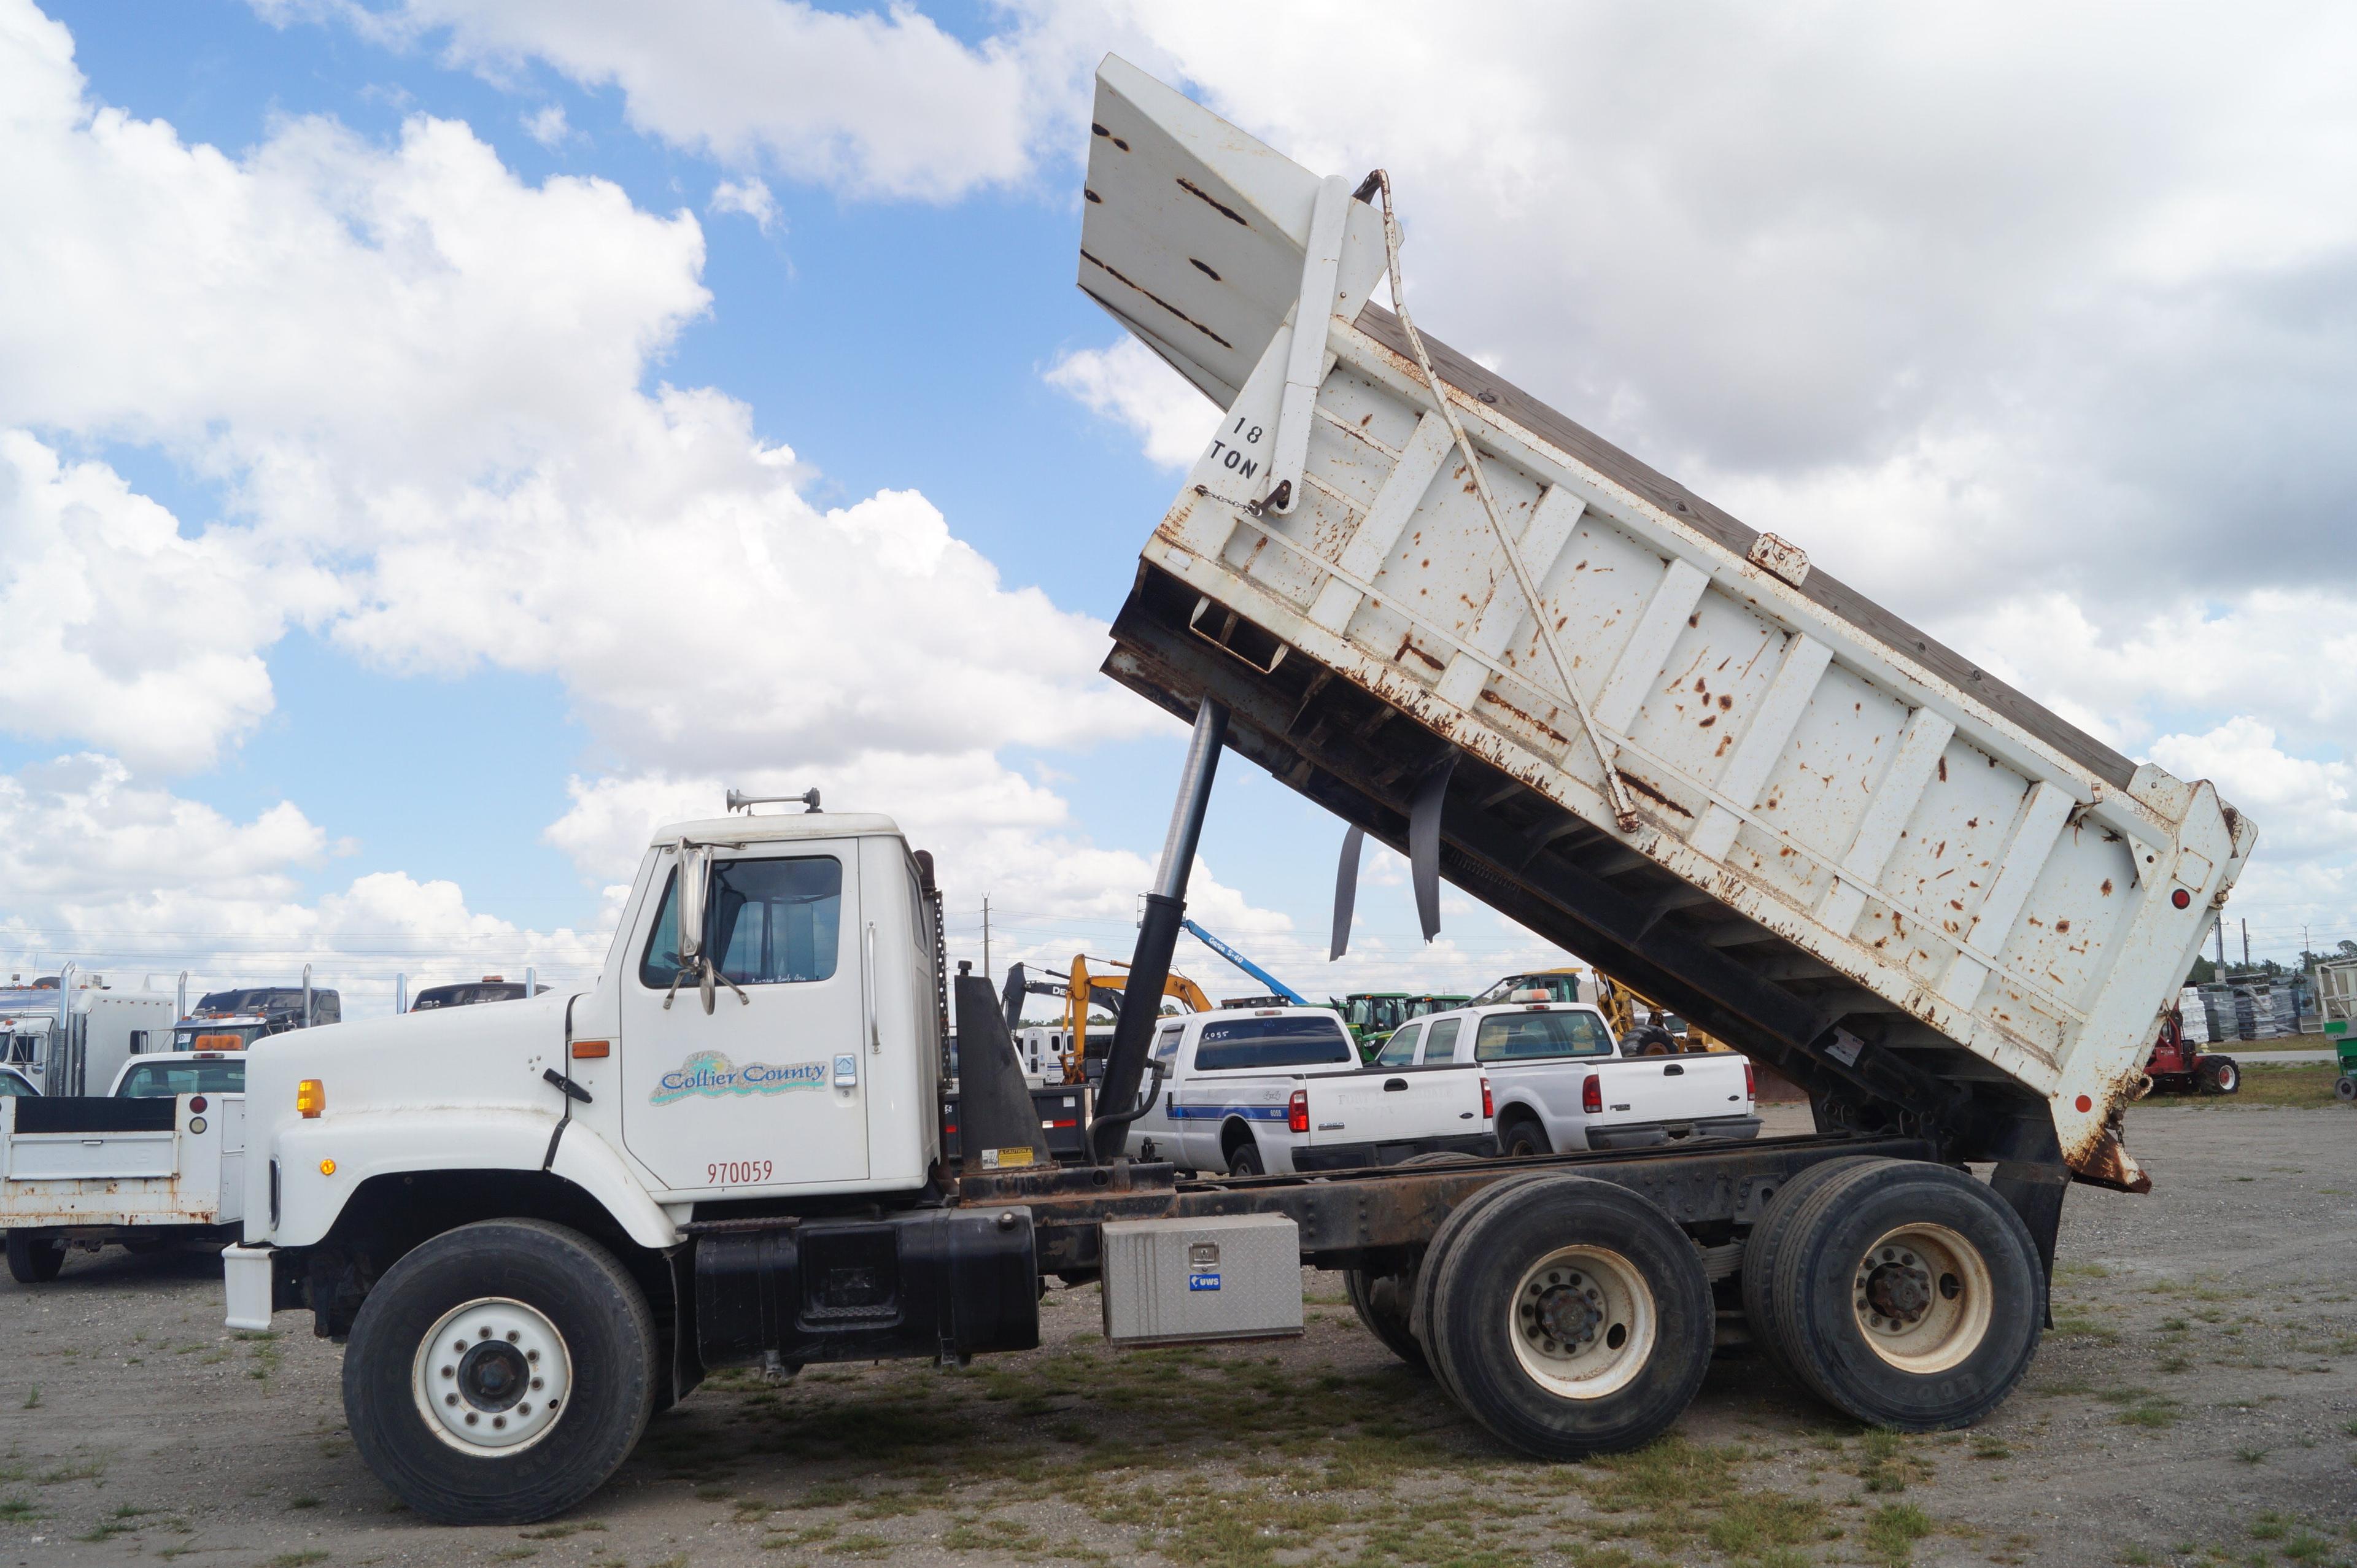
<box><xmin>2143</xmin><ymin>1007</ymin><xmax>2240</xmax><ymax>1095</ymax></box>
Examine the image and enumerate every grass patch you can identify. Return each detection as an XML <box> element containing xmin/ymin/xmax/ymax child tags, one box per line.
<box><xmin>1856</xmin><ymin>1429</ymin><xmax>1933</xmax><ymax>1493</ymax></box>
<box><xmin>1864</xmin><ymin>1502</ymin><xmax>1933</xmax><ymax>1567</ymax></box>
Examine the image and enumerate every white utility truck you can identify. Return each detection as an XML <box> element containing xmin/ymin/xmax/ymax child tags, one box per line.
<box><xmin>1124</xmin><ymin>1005</ymin><xmax>1492</xmax><ymax>1174</ymax></box>
<box><xmin>1</xmin><ymin>1049</ymin><xmax>246</xmax><ymax>1282</ymax></box>
<box><xmin>225</xmin><ymin>58</ymin><xmax>2246</xmax><ymax>1529</ymax></box>
<box><xmin>1372</xmin><ymin>999</ymin><xmax>1757</xmax><ymax>1156</ymax></box>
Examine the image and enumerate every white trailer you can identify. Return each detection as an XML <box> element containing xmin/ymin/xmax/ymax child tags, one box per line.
<box><xmin>217</xmin><ymin>58</ymin><xmax>2250</xmax><ymax>1530</ymax></box>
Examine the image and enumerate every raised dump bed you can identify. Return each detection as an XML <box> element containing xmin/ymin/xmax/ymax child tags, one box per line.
<box><xmin>1083</xmin><ymin>55</ymin><xmax>2252</xmax><ymax>1190</ymax></box>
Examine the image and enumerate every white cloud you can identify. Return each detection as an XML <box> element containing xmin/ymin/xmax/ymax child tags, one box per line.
<box><xmin>520</xmin><ymin>101</ymin><xmax>567</xmax><ymax>147</ymax></box>
<box><xmin>708</xmin><ymin>174</ymin><xmax>778</xmax><ymax>233</ymax></box>
<box><xmin>0</xmin><ymin>432</ymin><xmax>335</xmax><ymax>770</ymax></box>
<box><xmin>1044</xmin><ymin>338</ymin><xmax>1218</xmax><ymax>469</ymax></box>
<box><xmin>285</xmin><ymin>0</ymin><xmax>1101</xmax><ymax>203</ymax></box>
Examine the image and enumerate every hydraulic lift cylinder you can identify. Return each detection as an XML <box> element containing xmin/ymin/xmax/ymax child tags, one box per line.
<box><xmin>1092</xmin><ymin>698</ymin><xmax>1227</xmax><ymax>1160</ymax></box>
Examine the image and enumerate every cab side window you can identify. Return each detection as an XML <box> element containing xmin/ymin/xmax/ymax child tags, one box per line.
<box><xmin>640</xmin><ymin>855</ymin><xmax>843</xmax><ymax>988</ymax></box>
<box><xmin>1151</xmin><ymin>1027</ymin><xmax>1183</xmax><ymax>1071</ymax></box>
<box><xmin>1374</xmin><ymin>1021</ymin><xmax>1423</xmax><ymax>1068</ymax></box>
<box><xmin>1422</xmin><ymin>1018</ymin><xmax>1463</xmax><ymax>1064</ymax></box>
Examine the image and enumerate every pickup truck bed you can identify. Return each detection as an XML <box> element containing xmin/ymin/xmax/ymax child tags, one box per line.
<box><xmin>0</xmin><ymin>1093</ymin><xmax>242</xmax><ymax>1238</ymax></box>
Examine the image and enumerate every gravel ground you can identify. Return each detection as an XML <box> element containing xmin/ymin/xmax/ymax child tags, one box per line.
<box><xmin>0</xmin><ymin>1104</ymin><xmax>2350</xmax><ymax>1568</ymax></box>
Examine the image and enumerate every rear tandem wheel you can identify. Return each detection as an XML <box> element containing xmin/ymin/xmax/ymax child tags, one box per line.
<box><xmin>1423</xmin><ymin>1175</ymin><xmax>1713</xmax><ymax>1459</ymax></box>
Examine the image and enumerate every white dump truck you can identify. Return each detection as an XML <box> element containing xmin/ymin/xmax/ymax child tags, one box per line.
<box><xmin>222</xmin><ymin>58</ymin><xmax>2247</xmax><ymax>1528</ymax></box>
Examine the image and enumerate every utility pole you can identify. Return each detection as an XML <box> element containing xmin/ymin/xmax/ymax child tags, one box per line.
<box><xmin>982</xmin><ymin>897</ymin><xmax>991</xmax><ymax>979</ymax></box>
<box><xmin>2214</xmin><ymin>916</ymin><xmax>2226</xmax><ymax>970</ymax></box>
<box><xmin>2241</xmin><ymin>917</ymin><xmax>2250</xmax><ymax>970</ymax></box>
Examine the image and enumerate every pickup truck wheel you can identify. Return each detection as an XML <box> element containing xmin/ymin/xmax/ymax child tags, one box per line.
<box><xmin>1344</xmin><ymin>1267</ymin><xmax>1426</xmax><ymax>1370</ymax></box>
<box><xmin>1497</xmin><ymin>1115</ymin><xmax>1551</xmax><ymax>1158</ymax></box>
<box><xmin>1737</xmin><ymin>1155</ymin><xmax>1885</xmax><ymax>1378</ymax></box>
<box><xmin>1767</xmin><ymin>1161</ymin><xmax>2042</xmax><ymax>1431</ymax></box>
<box><xmin>1225</xmin><ymin>1140</ymin><xmax>1266</xmax><ymax>1177</ymax></box>
<box><xmin>343</xmin><ymin>1219</ymin><xmax>658</xmax><ymax>1525</ymax></box>
<box><xmin>5</xmin><ymin>1232</ymin><xmax>65</xmax><ymax>1284</ymax></box>
<box><xmin>1426</xmin><ymin>1175</ymin><xmax>1711</xmax><ymax>1459</ymax></box>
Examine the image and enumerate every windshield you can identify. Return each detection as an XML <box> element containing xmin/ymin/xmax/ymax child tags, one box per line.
<box><xmin>117</xmin><ymin>1060</ymin><xmax>246</xmax><ymax>1097</ymax></box>
<box><xmin>1193</xmin><ymin>1016</ymin><xmax>1354</xmax><ymax>1072</ymax></box>
<box><xmin>0</xmin><ymin>1070</ymin><xmax>34</xmax><ymax>1097</ymax></box>
<box><xmin>1474</xmin><ymin>1010</ymin><xmax>1614</xmax><ymax>1062</ymax></box>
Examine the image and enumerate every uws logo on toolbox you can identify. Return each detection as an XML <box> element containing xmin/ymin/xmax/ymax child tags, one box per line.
<box><xmin>651</xmin><ymin>1049</ymin><xmax>828</xmax><ymax>1105</ymax></box>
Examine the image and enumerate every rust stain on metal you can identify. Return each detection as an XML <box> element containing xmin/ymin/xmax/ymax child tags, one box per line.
<box><xmin>1476</xmin><ymin>688</ymin><xmax>1569</xmax><ymax>747</ymax></box>
<box><xmin>1615</xmin><ymin>770</ymin><xmax>1694</xmax><ymax>820</ymax></box>
<box><xmin>1174</xmin><ymin>176</ymin><xmax>1250</xmax><ymax>226</ymax></box>
<box><xmin>1080</xmin><ymin>249</ymin><xmax>1234</xmax><ymax>349</ymax></box>
<box><xmin>1392</xmin><ymin>635</ymin><xmax>1446</xmax><ymax>673</ymax></box>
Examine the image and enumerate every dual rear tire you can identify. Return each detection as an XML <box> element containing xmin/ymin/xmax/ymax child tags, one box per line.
<box><xmin>1351</xmin><ymin>1157</ymin><xmax>2044</xmax><ymax>1454</ymax></box>
<box><xmin>1742</xmin><ymin>1158</ymin><xmax>2043</xmax><ymax>1429</ymax></box>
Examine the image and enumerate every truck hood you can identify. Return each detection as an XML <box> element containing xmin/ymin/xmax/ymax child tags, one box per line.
<box><xmin>247</xmin><ymin>989</ymin><xmax>576</xmax><ymax>1121</ymax></box>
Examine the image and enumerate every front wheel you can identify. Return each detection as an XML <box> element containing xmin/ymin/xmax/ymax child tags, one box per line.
<box><xmin>343</xmin><ymin>1219</ymin><xmax>658</xmax><ymax>1525</ymax></box>
<box><xmin>2335</xmin><ymin>1073</ymin><xmax>2357</xmax><ymax>1103</ymax></box>
<box><xmin>2197</xmin><ymin>1056</ymin><xmax>2239</xmax><ymax>1095</ymax></box>
<box><xmin>5</xmin><ymin>1232</ymin><xmax>66</xmax><ymax>1284</ymax></box>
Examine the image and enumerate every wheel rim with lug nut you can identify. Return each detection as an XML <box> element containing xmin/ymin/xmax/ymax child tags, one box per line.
<box><xmin>411</xmin><ymin>1296</ymin><xmax>574</xmax><ymax>1456</ymax></box>
<box><xmin>1852</xmin><ymin>1222</ymin><xmax>1994</xmax><ymax>1375</ymax></box>
<box><xmin>1506</xmin><ymin>1244</ymin><xmax>1656</xmax><ymax>1399</ymax></box>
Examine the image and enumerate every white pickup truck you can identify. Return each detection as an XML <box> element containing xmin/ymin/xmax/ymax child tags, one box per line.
<box><xmin>0</xmin><ymin>1049</ymin><xmax>247</xmax><ymax>1282</ymax></box>
<box><xmin>1374</xmin><ymin>1001</ymin><xmax>1759</xmax><ymax>1156</ymax></box>
<box><xmin>1121</xmin><ymin>1006</ymin><xmax>1492</xmax><ymax>1175</ymax></box>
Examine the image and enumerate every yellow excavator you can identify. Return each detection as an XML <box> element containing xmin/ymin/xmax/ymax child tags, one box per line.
<box><xmin>1000</xmin><ymin>955</ymin><xmax>1212</xmax><ymax>1084</ymax></box>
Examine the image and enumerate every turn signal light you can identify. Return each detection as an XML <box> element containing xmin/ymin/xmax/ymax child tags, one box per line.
<box><xmin>296</xmin><ymin>1079</ymin><xmax>325</xmax><ymax>1118</ymax></box>
<box><xmin>1582</xmin><ymin>1073</ymin><xmax>1603</xmax><ymax>1115</ymax></box>
<box><xmin>1287</xmin><ymin>1089</ymin><xmax>1309</xmax><ymax>1134</ymax></box>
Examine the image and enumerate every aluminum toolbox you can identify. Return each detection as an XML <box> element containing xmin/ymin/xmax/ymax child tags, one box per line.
<box><xmin>1101</xmin><ymin>1213</ymin><xmax>1304</xmax><ymax>1345</ymax></box>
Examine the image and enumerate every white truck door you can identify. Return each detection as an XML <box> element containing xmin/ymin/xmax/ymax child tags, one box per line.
<box><xmin>619</xmin><ymin>841</ymin><xmax>870</xmax><ymax>1194</ymax></box>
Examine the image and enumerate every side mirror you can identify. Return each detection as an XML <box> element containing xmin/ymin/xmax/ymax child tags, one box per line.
<box><xmin>675</xmin><ymin>842</ymin><xmax>712</xmax><ymax>968</ymax></box>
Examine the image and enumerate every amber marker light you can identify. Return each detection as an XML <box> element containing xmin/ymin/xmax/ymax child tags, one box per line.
<box><xmin>571</xmin><ymin>1040</ymin><xmax>611</xmax><ymax>1060</ymax></box>
<box><xmin>319</xmin><ymin>1159</ymin><xmax>337</xmax><ymax>1176</ymax></box>
<box><xmin>297</xmin><ymin>1079</ymin><xmax>326</xmax><ymax>1118</ymax></box>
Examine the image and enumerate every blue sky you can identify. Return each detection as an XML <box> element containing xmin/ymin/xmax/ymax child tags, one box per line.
<box><xmin>5</xmin><ymin>1</ymin><xmax>2355</xmax><ymax>1010</ymax></box>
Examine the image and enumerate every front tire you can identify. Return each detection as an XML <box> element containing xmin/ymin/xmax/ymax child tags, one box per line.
<box><xmin>1425</xmin><ymin>1175</ymin><xmax>1713</xmax><ymax>1459</ymax></box>
<box><xmin>6</xmin><ymin>1232</ymin><xmax>65</xmax><ymax>1284</ymax></box>
<box><xmin>1763</xmin><ymin>1161</ymin><xmax>2043</xmax><ymax>1431</ymax></box>
<box><xmin>343</xmin><ymin>1219</ymin><xmax>658</xmax><ymax>1525</ymax></box>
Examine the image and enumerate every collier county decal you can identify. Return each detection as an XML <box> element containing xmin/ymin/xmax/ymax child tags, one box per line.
<box><xmin>651</xmin><ymin>1049</ymin><xmax>828</xmax><ymax>1105</ymax></box>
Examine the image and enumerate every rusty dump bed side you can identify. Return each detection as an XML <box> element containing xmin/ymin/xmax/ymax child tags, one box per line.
<box><xmin>1081</xmin><ymin>56</ymin><xmax>2255</xmax><ymax>1184</ymax></box>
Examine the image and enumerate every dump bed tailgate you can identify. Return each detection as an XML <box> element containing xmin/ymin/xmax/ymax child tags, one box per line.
<box><xmin>1083</xmin><ymin>57</ymin><xmax>2253</xmax><ymax>1186</ymax></box>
